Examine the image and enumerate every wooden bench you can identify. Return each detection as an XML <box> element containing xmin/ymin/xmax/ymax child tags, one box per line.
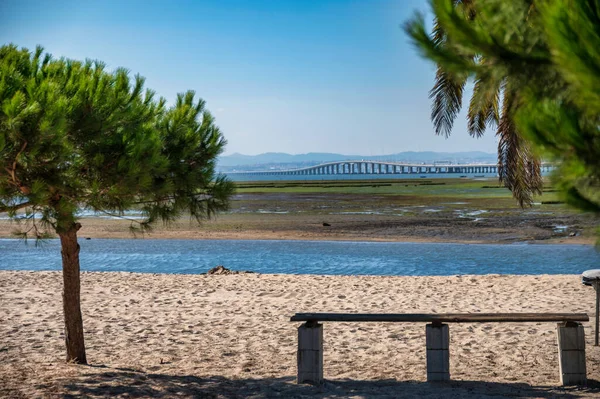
<box><xmin>290</xmin><ymin>313</ymin><xmax>590</xmax><ymax>386</ymax></box>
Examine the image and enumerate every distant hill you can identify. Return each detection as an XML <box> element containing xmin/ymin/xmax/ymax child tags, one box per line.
<box><xmin>218</xmin><ymin>151</ymin><xmax>496</xmax><ymax>169</ymax></box>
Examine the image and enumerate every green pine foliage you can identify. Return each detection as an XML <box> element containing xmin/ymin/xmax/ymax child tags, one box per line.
<box><xmin>405</xmin><ymin>0</ymin><xmax>600</xmax><ymax>215</ymax></box>
<box><xmin>0</xmin><ymin>44</ymin><xmax>234</xmax><ymax>234</ymax></box>
<box><xmin>0</xmin><ymin>44</ymin><xmax>235</xmax><ymax>363</ymax></box>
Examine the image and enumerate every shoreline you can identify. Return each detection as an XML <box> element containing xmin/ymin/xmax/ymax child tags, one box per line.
<box><xmin>1</xmin><ymin>269</ymin><xmax>589</xmax><ymax>277</ymax></box>
<box><xmin>0</xmin><ymin>218</ymin><xmax>595</xmax><ymax>245</ymax></box>
<box><xmin>0</xmin><ymin>233</ymin><xmax>595</xmax><ymax>245</ymax></box>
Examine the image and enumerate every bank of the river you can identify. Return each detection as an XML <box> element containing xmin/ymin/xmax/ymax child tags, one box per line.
<box><xmin>0</xmin><ymin>207</ymin><xmax>594</xmax><ymax>245</ymax></box>
<box><xmin>1</xmin><ymin>271</ymin><xmax>599</xmax><ymax>398</ymax></box>
<box><xmin>1</xmin><ymin>179</ymin><xmax>597</xmax><ymax>244</ymax></box>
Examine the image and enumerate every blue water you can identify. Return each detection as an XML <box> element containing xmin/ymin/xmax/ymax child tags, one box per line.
<box><xmin>0</xmin><ymin>239</ymin><xmax>597</xmax><ymax>276</ymax></box>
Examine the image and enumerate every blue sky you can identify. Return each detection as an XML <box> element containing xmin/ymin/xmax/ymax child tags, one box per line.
<box><xmin>0</xmin><ymin>0</ymin><xmax>496</xmax><ymax>156</ymax></box>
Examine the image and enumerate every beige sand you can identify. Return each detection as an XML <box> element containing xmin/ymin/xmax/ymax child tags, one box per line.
<box><xmin>1</xmin><ymin>271</ymin><xmax>600</xmax><ymax>398</ymax></box>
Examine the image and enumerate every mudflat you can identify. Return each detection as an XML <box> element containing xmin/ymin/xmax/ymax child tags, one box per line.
<box><xmin>1</xmin><ymin>181</ymin><xmax>595</xmax><ymax>244</ymax></box>
<box><xmin>1</xmin><ymin>271</ymin><xmax>599</xmax><ymax>398</ymax></box>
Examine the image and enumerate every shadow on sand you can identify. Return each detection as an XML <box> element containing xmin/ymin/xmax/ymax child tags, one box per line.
<box><xmin>50</xmin><ymin>367</ymin><xmax>600</xmax><ymax>398</ymax></box>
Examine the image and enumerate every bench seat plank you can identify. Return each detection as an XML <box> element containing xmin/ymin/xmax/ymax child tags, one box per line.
<box><xmin>290</xmin><ymin>313</ymin><xmax>589</xmax><ymax>323</ymax></box>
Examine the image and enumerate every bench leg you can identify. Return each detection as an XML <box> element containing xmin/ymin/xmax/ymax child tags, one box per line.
<box><xmin>557</xmin><ymin>322</ymin><xmax>587</xmax><ymax>385</ymax></box>
<box><xmin>297</xmin><ymin>322</ymin><xmax>323</xmax><ymax>385</ymax></box>
<box><xmin>426</xmin><ymin>323</ymin><xmax>450</xmax><ymax>382</ymax></box>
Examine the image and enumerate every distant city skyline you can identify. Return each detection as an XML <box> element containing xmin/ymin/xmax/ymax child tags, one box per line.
<box><xmin>1</xmin><ymin>0</ymin><xmax>498</xmax><ymax>156</ymax></box>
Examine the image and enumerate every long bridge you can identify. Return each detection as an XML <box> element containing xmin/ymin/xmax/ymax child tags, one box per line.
<box><xmin>227</xmin><ymin>160</ymin><xmax>555</xmax><ymax>177</ymax></box>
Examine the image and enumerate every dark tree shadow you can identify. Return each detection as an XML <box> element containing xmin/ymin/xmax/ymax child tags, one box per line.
<box><xmin>43</xmin><ymin>367</ymin><xmax>600</xmax><ymax>398</ymax></box>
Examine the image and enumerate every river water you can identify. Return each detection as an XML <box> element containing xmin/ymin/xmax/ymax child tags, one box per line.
<box><xmin>1</xmin><ymin>239</ymin><xmax>597</xmax><ymax>276</ymax></box>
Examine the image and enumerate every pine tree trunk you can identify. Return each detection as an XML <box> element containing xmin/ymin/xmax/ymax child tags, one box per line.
<box><xmin>58</xmin><ymin>222</ymin><xmax>87</xmax><ymax>364</ymax></box>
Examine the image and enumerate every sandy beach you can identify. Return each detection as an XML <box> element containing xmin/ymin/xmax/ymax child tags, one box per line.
<box><xmin>1</xmin><ymin>271</ymin><xmax>599</xmax><ymax>398</ymax></box>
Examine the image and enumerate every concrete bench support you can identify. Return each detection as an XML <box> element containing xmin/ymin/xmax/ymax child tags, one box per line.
<box><xmin>557</xmin><ymin>322</ymin><xmax>587</xmax><ymax>385</ymax></box>
<box><xmin>291</xmin><ymin>313</ymin><xmax>589</xmax><ymax>386</ymax></box>
<box><xmin>297</xmin><ymin>321</ymin><xmax>323</xmax><ymax>385</ymax></box>
<box><xmin>426</xmin><ymin>323</ymin><xmax>450</xmax><ymax>381</ymax></box>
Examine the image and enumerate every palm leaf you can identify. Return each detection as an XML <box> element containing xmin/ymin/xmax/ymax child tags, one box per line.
<box><xmin>428</xmin><ymin>3</ymin><xmax>475</xmax><ymax>138</ymax></box>
<box><xmin>467</xmin><ymin>65</ymin><xmax>500</xmax><ymax>137</ymax></box>
<box><xmin>497</xmin><ymin>85</ymin><xmax>542</xmax><ymax>207</ymax></box>
<box><xmin>430</xmin><ymin>67</ymin><xmax>466</xmax><ymax>138</ymax></box>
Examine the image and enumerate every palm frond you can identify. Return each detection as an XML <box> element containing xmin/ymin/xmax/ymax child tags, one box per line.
<box><xmin>467</xmin><ymin>66</ymin><xmax>501</xmax><ymax>137</ymax></box>
<box><xmin>497</xmin><ymin>87</ymin><xmax>542</xmax><ymax>207</ymax></box>
<box><xmin>432</xmin><ymin>0</ymin><xmax>474</xmax><ymax>46</ymax></box>
<box><xmin>432</xmin><ymin>18</ymin><xmax>445</xmax><ymax>46</ymax></box>
<box><xmin>430</xmin><ymin>67</ymin><xmax>466</xmax><ymax>137</ymax></box>
<box><xmin>427</xmin><ymin>0</ymin><xmax>476</xmax><ymax>139</ymax></box>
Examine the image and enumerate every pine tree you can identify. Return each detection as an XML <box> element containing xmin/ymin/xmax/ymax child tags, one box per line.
<box><xmin>0</xmin><ymin>45</ymin><xmax>234</xmax><ymax>363</ymax></box>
